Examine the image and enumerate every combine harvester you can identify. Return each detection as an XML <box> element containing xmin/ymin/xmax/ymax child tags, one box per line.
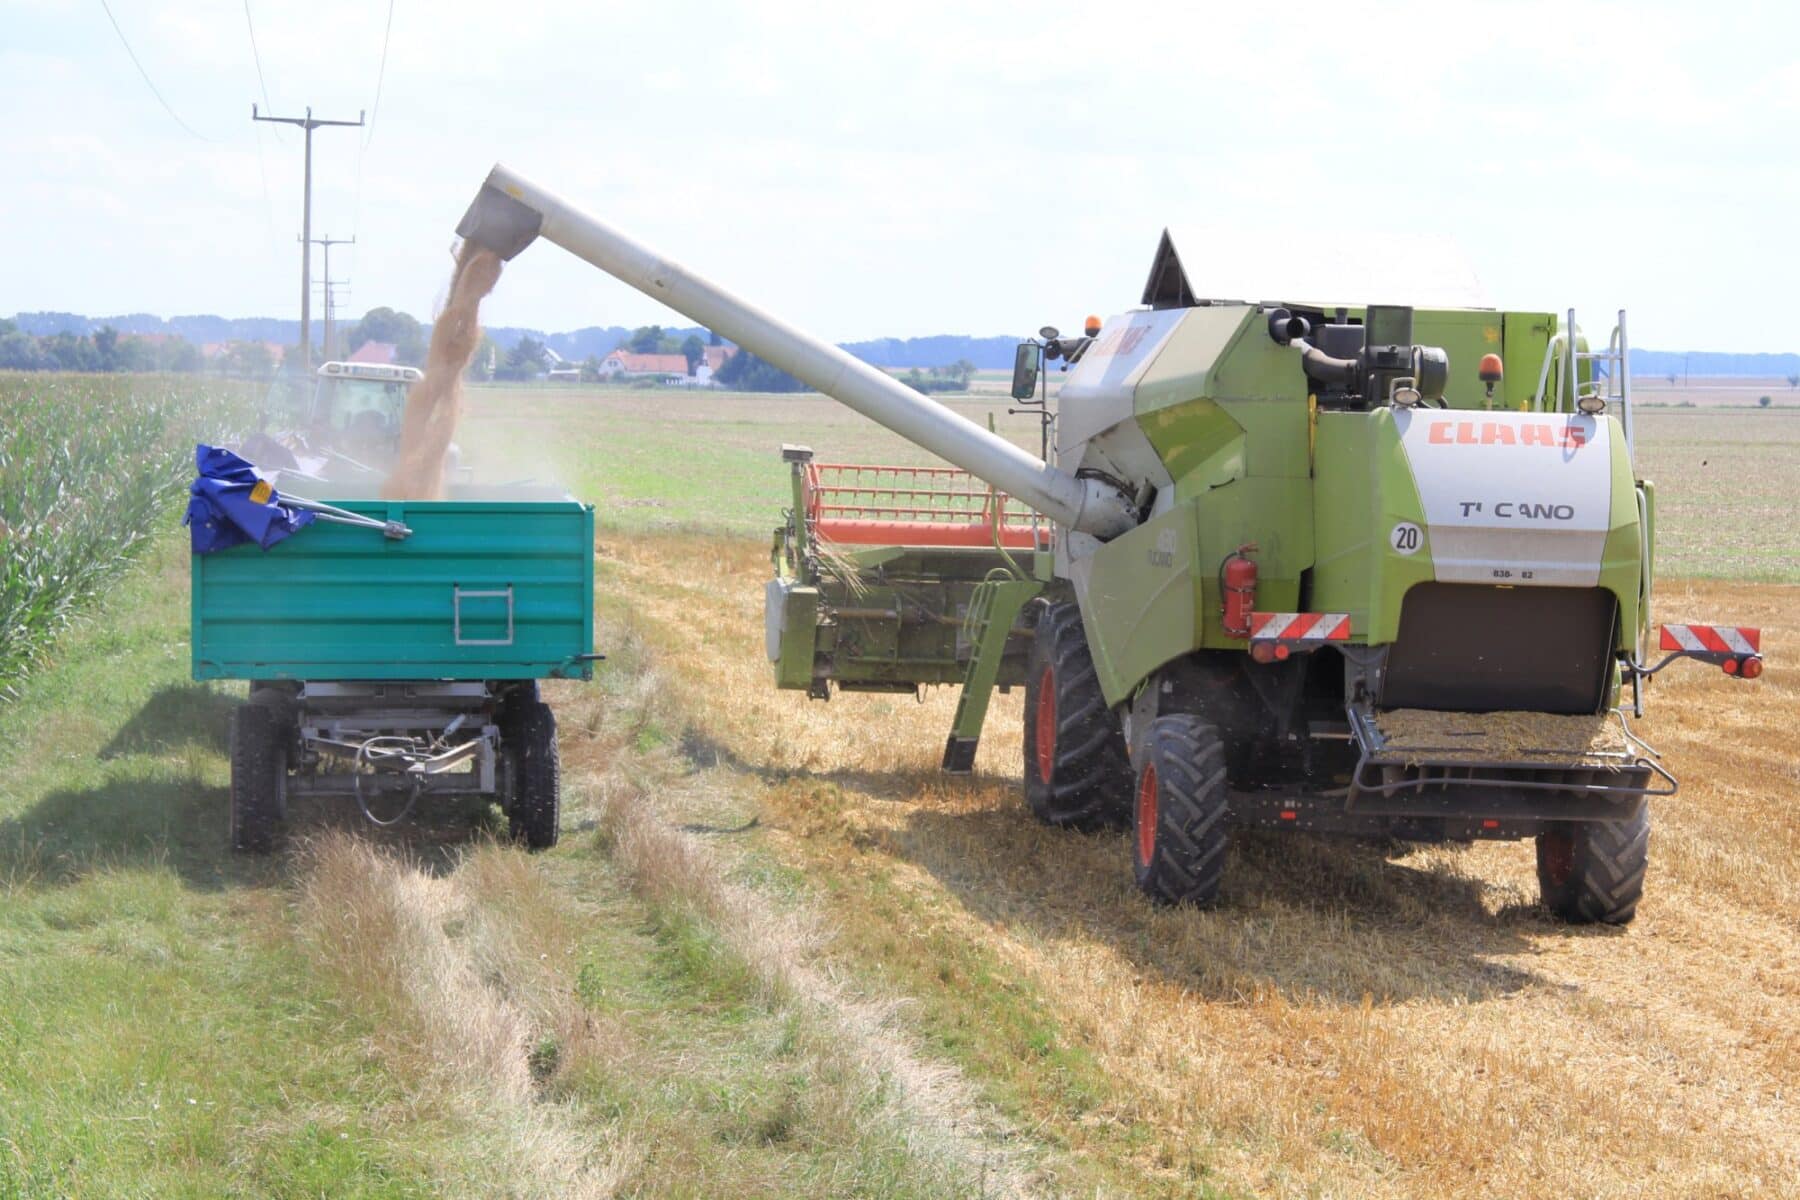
<box><xmin>456</xmin><ymin>166</ymin><xmax>1763</xmax><ymax>923</ymax></box>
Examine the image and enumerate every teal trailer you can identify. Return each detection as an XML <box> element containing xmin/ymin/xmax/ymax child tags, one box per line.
<box><xmin>192</xmin><ymin>492</ymin><xmax>596</xmax><ymax>852</ymax></box>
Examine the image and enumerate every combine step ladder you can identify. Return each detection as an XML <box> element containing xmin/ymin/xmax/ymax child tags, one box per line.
<box><xmin>941</xmin><ymin>574</ymin><xmax>1043</xmax><ymax>773</ymax></box>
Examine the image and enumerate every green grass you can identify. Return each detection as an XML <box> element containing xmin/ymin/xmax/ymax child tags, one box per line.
<box><xmin>463</xmin><ymin>384</ymin><xmax>1047</xmax><ymax>537</ymax></box>
<box><xmin>0</xmin><ymin>524</ymin><xmax>988</xmax><ymax>1197</ymax></box>
<box><xmin>1631</xmin><ymin>408</ymin><xmax>1800</xmax><ymax>582</ymax></box>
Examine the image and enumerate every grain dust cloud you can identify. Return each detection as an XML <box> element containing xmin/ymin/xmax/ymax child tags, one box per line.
<box><xmin>381</xmin><ymin>241</ymin><xmax>503</xmax><ymax>500</ymax></box>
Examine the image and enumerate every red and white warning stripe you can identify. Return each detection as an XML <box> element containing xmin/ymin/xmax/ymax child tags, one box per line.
<box><xmin>1251</xmin><ymin>612</ymin><xmax>1352</xmax><ymax>642</ymax></box>
<box><xmin>1659</xmin><ymin>623</ymin><xmax>1761</xmax><ymax>656</ymax></box>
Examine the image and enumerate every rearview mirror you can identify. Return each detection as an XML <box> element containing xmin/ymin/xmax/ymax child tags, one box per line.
<box><xmin>1010</xmin><ymin>342</ymin><xmax>1042</xmax><ymax>402</ymax></box>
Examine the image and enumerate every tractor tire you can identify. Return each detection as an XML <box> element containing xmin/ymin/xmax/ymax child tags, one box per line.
<box><xmin>501</xmin><ymin>695</ymin><xmax>560</xmax><ymax>851</ymax></box>
<box><xmin>229</xmin><ymin>703</ymin><xmax>286</xmax><ymax>854</ymax></box>
<box><xmin>1131</xmin><ymin>715</ymin><xmax>1230</xmax><ymax>906</ymax></box>
<box><xmin>1022</xmin><ymin>603</ymin><xmax>1131</xmax><ymax>829</ymax></box>
<box><xmin>1535</xmin><ymin>806</ymin><xmax>1649</xmax><ymax>925</ymax></box>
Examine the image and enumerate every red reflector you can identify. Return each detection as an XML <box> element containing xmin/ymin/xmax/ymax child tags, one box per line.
<box><xmin>1481</xmin><ymin>819</ymin><xmax>1500</xmax><ymax>830</ymax></box>
<box><xmin>1274</xmin><ymin>643</ymin><xmax>1291</xmax><ymax>661</ymax></box>
<box><xmin>1279</xmin><ymin>809</ymin><xmax>1297</xmax><ymax>821</ymax></box>
<box><xmin>1723</xmin><ymin>657</ymin><xmax>1739</xmax><ymax>675</ymax></box>
<box><xmin>1740</xmin><ymin>656</ymin><xmax>1764</xmax><ymax>680</ymax></box>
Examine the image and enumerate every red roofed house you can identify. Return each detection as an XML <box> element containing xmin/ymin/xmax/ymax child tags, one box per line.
<box><xmin>597</xmin><ymin>349</ymin><xmax>691</xmax><ymax>380</ymax></box>
<box><xmin>347</xmin><ymin>341</ymin><xmax>399</xmax><ymax>365</ymax></box>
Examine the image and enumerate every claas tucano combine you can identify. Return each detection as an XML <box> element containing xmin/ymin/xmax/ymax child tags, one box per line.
<box><xmin>458</xmin><ymin>165</ymin><xmax>1763</xmax><ymax>923</ymax></box>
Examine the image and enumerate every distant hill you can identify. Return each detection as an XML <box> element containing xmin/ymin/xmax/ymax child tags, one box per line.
<box><xmin>1627</xmin><ymin>349</ymin><xmax>1800</xmax><ymax>378</ymax></box>
<box><xmin>9</xmin><ymin>310</ymin><xmax>1796</xmax><ymax>377</ymax></box>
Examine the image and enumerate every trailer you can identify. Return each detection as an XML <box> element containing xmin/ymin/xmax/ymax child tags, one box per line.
<box><xmin>192</xmin><ymin>488</ymin><xmax>596</xmax><ymax>851</ymax></box>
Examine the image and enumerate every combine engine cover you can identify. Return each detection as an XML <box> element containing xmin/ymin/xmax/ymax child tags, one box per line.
<box><xmin>1396</xmin><ymin>410</ymin><xmax>1610</xmax><ymax>587</ymax></box>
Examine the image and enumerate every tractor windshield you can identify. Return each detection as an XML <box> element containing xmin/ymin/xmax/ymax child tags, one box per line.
<box><xmin>311</xmin><ymin>376</ymin><xmax>412</xmax><ymax>460</ymax></box>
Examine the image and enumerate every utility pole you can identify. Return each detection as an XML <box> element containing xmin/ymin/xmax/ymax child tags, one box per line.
<box><xmin>302</xmin><ymin>234</ymin><xmax>355</xmax><ymax>360</ymax></box>
<box><xmin>255</xmin><ymin>105</ymin><xmax>364</xmax><ymax>370</ymax></box>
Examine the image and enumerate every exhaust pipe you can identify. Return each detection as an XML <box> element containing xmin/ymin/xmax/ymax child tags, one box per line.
<box><xmin>455</xmin><ymin>164</ymin><xmax>1135</xmax><ymax>539</ymax></box>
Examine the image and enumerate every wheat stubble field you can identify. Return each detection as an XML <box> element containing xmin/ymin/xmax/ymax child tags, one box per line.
<box><xmin>1</xmin><ymin>379</ymin><xmax>1793</xmax><ymax>1197</ymax></box>
<box><xmin>523</xmin><ymin>390</ymin><xmax>1799</xmax><ymax>1196</ymax></box>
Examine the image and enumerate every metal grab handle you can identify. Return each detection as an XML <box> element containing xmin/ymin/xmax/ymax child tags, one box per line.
<box><xmin>453</xmin><ymin>585</ymin><xmax>514</xmax><ymax>646</ymax></box>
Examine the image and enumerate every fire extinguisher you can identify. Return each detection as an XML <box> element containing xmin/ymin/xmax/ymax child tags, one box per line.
<box><xmin>1220</xmin><ymin>543</ymin><xmax>1258</xmax><ymax>639</ymax></box>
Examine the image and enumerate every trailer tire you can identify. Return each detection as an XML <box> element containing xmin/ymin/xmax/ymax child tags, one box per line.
<box><xmin>1022</xmin><ymin>603</ymin><xmax>1131</xmax><ymax>830</ymax></box>
<box><xmin>229</xmin><ymin>703</ymin><xmax>285</xmax><ymax>854</ymax></box>
<box><xmin>502</xmin><ymin>697</ymin><xmax>560</xmax><ymax>851</ymax></box>
<box><xmin>1536</xmin><ymin>806</ymin><xmax>1649</xmax><ymax>925</ymax></box>
<box><xmin>1131</xmin><ymin>715</ymin><xmax>1230</xmax><ymax>906</ymax></box>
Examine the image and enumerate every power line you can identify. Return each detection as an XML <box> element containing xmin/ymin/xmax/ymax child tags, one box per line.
<box><xmin>97</xmin><ymin>0</ymin><xmax>216</xmax><ymax>141</ymax></box>
<box><xmin>365</xmin><ymin>0</ymin><xmax>396</xmax><ymax>149</ymax></box>
<box><xmin>241</xmin><ymin>2</ymin><xmax>282</xmax><ymax>139</ymax></box>
<box><xmin>351</xmin><ymin>0</ymin><xmax>397</xmax><ymax>281</ymax></box>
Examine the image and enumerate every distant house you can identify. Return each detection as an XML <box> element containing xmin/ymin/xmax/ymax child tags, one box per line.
<box><xmin>597</xmin><ymin>350</ymin><xmax>691</xmax><ymax>380</ymax></box>
<box><xmin>347</xmin><ymin>341</ymin><xmax>398</xmax><ymax>365</ymax></box>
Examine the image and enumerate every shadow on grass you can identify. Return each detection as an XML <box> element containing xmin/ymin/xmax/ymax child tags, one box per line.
<box><xmin>2</xmin><ymin>690</ymin><xmax>509</xmax><ymax>893</ymax></box>
<box><xmin>679</xmin><ymin>728</ymin><xmax>1600</xmax><ymax>1008</ymax></box>
<box><xmin>99</xmin><ymin>684</ymin><xmax>238</xmax><ymax>759</ymax></box>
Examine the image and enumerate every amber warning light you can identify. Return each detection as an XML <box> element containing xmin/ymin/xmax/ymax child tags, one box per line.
<box><xmin>1084</xmin><ymin>315</ymin><xmax>1102</xmax><ymax>336</ymax></box>
<box><xmin>1478</xmin><ymin>353</ymin><xmax>1504</xmax><ymax>400</ymax></box>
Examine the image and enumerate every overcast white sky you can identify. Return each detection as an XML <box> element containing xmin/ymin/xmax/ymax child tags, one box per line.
<box><xmin>3</xmin><ymin>0</ymin><xmax>1796</xmax><ymax>351</ymax></box>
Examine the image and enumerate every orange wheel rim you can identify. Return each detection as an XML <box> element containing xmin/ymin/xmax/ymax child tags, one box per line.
<box><xmin>1136</xmin><ymin>764</ymin><xmax>1158</xmax><ymax>866</ymax></box>
<box><xmin>1033</xmin><ymin>665</ymin><xmax>1056</xmax><ymax>783</ymax></box>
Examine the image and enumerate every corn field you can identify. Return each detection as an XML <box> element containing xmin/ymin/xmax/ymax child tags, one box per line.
<box><xmin>0</xmin><ymin>373</ymin><xmax>254</xmax><ymax>695</ymax></box>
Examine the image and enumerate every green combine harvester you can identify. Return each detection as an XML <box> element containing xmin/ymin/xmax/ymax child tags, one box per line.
<box><xmin>456</xmin><ymin>166</ymin><xmax>1763</xmax><ymax>923</ymax></box>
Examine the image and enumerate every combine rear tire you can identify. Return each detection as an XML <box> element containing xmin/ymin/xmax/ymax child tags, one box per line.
<box><xmin>501</xmin><ymin>694</ymin><xmax>561</xmax><ymax>851</ymax></box>
<box><xmin>1131</xmin><ymin>715</ymin><xmax>1230</xmax><ymax>906</ymax></box>
<box><xmin>1022</xmin><ymin>603</ymin><xmax>1131</xmax><ymax>829</ymax></box>
<box><xmin>1535</xmin><ymin>806</ymin><xmax>1649</xmax><ymax>925</ymax></box>
<box><xmin>229</xmin><ymin>703</ymin><xmax>286</xmax><ymax>854</ymax></box>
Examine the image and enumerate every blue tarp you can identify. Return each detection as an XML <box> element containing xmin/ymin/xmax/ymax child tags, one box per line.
<box><xmin>185</xmin><ymin>444</ymin><xmax>316</xmax><ymax>554</ymax></box>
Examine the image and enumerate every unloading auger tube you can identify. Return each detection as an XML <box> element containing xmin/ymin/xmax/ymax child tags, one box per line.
<box><xmin>455</xmin><ymin>164</ymin><xmax>1136</xmax><ymax>539</ymax></box>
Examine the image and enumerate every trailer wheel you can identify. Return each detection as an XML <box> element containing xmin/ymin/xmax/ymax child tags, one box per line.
<box><xmin>1131</xmin><ymin>715</ymin><xmax>1230</xmax><ymax>906</ymax></box>
<box><xmin>1022</xmin><ymin>603</ymin><xmax>1131</xmax><ymax>829</ymax></box>
<box><xmin>502</xmin><ymin>696</ymin><xmax>560</xmax><ymax>850</ymax></box>
<box><xmin>229</xmin><ymin>703</ymin><xmax>286</xmax><ymax>854</ymax></box>
<box><xmin>1536</xmin><ymin>806</ymin><xmax>1649</xmax><ymax>925</ymax></box>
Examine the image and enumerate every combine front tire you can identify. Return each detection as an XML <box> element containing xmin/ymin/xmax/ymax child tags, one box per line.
<box><xmin>1022</xmin><ymin>603</ymin><xmax>1131</xmax><ymax>829</ymax></box>
<box><xmin>501</xmin><ymin>694</ymin><xmax>561</xmax><ymax>851</ymax></box>
<box><xmin>1131</xmin><ymin>715</ymin><xmax>1230</xmax><ymax>906</ymax></box>
<box><xmin>229</xmin><ymin>703</ymin><xmax>286</xmax><ymax>854</ymax></box>
<box><xmin>1535</xmin><ymin>806</ymin><xmax>1649</xmax><ymax>925</ymax></box>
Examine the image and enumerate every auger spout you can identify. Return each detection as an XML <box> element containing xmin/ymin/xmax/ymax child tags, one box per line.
<box><xmin>455</xmin><ymin>164</ymin><xmax>1136</xmax><ymax>539</ymax></box>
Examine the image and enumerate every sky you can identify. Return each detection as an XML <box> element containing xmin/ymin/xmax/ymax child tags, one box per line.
<box><xmin>2</xmin><ymin>0</ymin><xmax>1797</xmax><ymax>352</ymax></box>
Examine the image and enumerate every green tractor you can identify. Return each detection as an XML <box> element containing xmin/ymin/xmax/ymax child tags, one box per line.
<box><xmin>456</xmin><ymin>167</ymin><xmax>1764</xmax><ymax>923</ymax></box>
<box><xmin>247</xmin><ymin>360</ymin><xmax>462</xmax><ymax>485</ymax></box>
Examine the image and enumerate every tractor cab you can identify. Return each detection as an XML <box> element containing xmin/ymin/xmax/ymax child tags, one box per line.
<box><xmin>250</xmin><ymin>360</ymin><xmax>426</xmax><ymax>481</ymax></box>
<box><xmin>303</xmin><ymin>361</ymin><xmax>422</xmax><ymax>461</ymax></box>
